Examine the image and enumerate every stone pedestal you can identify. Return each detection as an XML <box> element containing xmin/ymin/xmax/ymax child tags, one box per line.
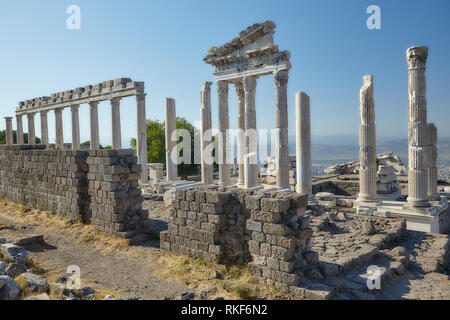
<box><xmin>406</xmin><ymin>46</ymin><xmax>430</xmax><ymax>208</ymax></box>
<box><xmin>70</xmin><ymin>105</ymin><xmax>80</xmax><ymax>150</ymax></box>
<box><xmin>136</xmin><ymin>94</ymin><xmax>148</xmax><ymax>183</ymax></box>
<box><xmin>4</xmin><ymin>117</ymin><xmax>13</xmax><ymax>146</ymax></box>
<box><xmin>295</xmin><ymin>92</ymin><xmax>312</xmax><ymax>196</ymax></box>
<box><xmin>165</xmin><ymin>98</ymin><xmax>178</xmax><ymax>181</ymax></box>
<box><xmin>274</xmin><ymin>71</ymin><xmax>289</xmax><ymax>189</ymax></box>
<box><xmin>55</xmin><ymin>109</ymin><xmax>64</xmax><ymax>149</ymax></box>
<box><xmin>110</xmin><ymin>98</ymin><xmax>122</xmax><ymax>149</ymax></box>
<box><xmin>40</xmin><ymin>111</ymin><xmax>49</xmax><ymax>147</ymax></box>
<box><xmin>89</xmin><ymin>102</ymin><xmax>100</xmax><ymax>150</ymax></box>
<box><xmin>200</xmin><ymin>82</ymin><xmax>213</xmax><ymax>185</ymax></box>
<box><xmin>27</xmin><ymin>113</ymin><xmax>36</xmax><ymax>145</ymax></box>
<box><xmin>243</xmin><ymin>76</ymin><xmax>258</xmax><ymax>189</ymax></box>
<box><xmin>217</xmin><ymin>81</ymin><xmax>230</xmax><ymax>186</ymax></box>
<box><xmin>16</xmin><ymin>115</ymin><xmax>24</xmax><ymax>145</ymax></box>
<box><xmin>235</xmin><ymin>81</ymin><xmax>245</xmax><ymax>187</ymax></box>
<box><xmin>357</xmin><ymin>75</ymin><xmax>379</xmax><ymax>205</ymax></box>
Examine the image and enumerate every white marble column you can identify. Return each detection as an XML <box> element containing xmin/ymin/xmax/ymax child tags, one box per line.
<box><xmin>40</xmin><ymin>111</ymin><xmax>49</xmax><ymax>147</ymax></box>
<box><xmin>235</xmin><ymin>80</ymin><xmax>245</xmax><ymax>187</ymax></box>
<box><xmin>295</xmin><ymin>92</ymin><xmax>312</xmax><ymax>196</ymax></box>
<box><xmin>357</xmin><ymin>75</ymin><xmax>379</xmax><ymax>204</ymax></box>
<box><xmin>110</xmin><ymin>98</ymin><xmax>122</xmax><ymax>149</ymax></box>
<box><xmin>27</xmin><ymin>113</ymin><xmax>36</xmax><ymax>145</ymax></box>
<box><xmin>165</xmin><ymin>98</ymin><xmax>178</xmax><ymax>181</ymax></box>
<box><xmin>70</xmin><ymin>105</ymin><xmax>80</xmax><ymax>150</ymax></box>
<box><xmin>89</xmin><ymin>101</ymin><xmax>100</xmax><ymax>150</ymax></box>
<box><xmin>4</xmin><ymin>117</ymin><xmax>13</xmax><ymax>146</ymax></box>
<box><xmin>243</xmin><ymin>76</ymin><xmax>257</xmax><ymax>189</ymax></box>
<box><xmin>200</xmin><ymin>82</ymin><xmax>213</xmax><ymax>185</ymax></box>
<box><xmin>274</xmin><ymin>70</ymin><xmax>290</xmax><ymax>189</ymax></box>
<box><xmin>427</xmin><ymin>123</ymin><xmax>439</xmax><ymax>200</ymax></box>
<box><xmin>16</xmin><ymin>115</ymin><xmax>24</xmax><ymax>145</ymax></box>
<box><xmin>406</xmin><ymin>46</ymin><xmax>430</xmax><ymax>208</ymax></box>
<box><xmin>217</xmin><ymin>81</ymin><xmax>231</xmax><ymax>186</ymax></box>
<box><xmin>136</xmin><ymin>94</ymin><xmax>148</xmax><ymax>183</ymax></box>
<box><xmin>55</xmin><ymin>108</ymin><xmax>64</xmax><ymax>149</ymax></box>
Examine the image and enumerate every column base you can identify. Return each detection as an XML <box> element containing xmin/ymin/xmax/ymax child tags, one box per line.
<box><xmin>406</xmin><ymin>197</ymin><xmax>431</xmax><ymax>208</ymax></box>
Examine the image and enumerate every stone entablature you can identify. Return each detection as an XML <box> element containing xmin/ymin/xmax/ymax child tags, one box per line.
<box><xmin>16</xmin><ymin>78</ymin><xmax>144</xmax><ymax>115</ymax></box>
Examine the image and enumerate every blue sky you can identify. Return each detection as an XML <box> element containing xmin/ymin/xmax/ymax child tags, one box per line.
<box><xmin>0</xmin><ymin>0</ymin><xmax>449</xmax><ymax>147</ymax></box>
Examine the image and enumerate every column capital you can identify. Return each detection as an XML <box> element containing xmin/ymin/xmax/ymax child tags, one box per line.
<box><xmin>136</xmin><ymin>93</ymin><xmax>146</xmax><ymax>102</ymax></box>
<box><xmin>406</xmin><ymin>46</ymin><xmax>428</xmax><ymax>70</ymax></box>
<box><xmin>89</xmin><ymin>101</ymin><xmax>99</xmax><ymax>108</ymax></box>
<box><xmin>217</xmin><ymin>80</ymin><xmax>228</xmax><ymax>95</ymax></box>
<box><xmin>70</xmin><ymin>104</ymin><xmax>80</xmax><ymax>111</ymax></box>
<box><xmin>202</xmin><ymin>81</ymin><xmax>212</xmax><ymax>92</ymax></box>
<box><xmin>54</xmin><ymin>108</ymin><xmax>63</xmax><ymax>115</ymax></box>
<box><xmin>243</xmin><ymin>76</ymin><xmax>256</xmax><ymax>93</ymax></box>
<box><xmin>110</xmin><ymin>97</ymin><xmax>121</xmax><ymax>104</ymax></box>
<box><xmin>274</xmin><ymin>70</ymin><xmax>289</xmax><ymax>88</ymax></box>
<box><xmin>4</xmin><ymin>116</ymin><xmax>12</xmax><ymax>120</ymax></box>
<box><xmin>27</xmin><ymin>112</ymin><xmax>36</xmax><ymax>118</ymax></box>
<box><xmin>40</xmin><ymin>110</ymin><xmax>49</xmax><ymax>115</ymax></box>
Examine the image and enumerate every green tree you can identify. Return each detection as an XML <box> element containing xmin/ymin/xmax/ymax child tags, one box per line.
<box><xmin>80</xmin><ymin>141</ymin><xmax>111</xmax><ymax>149</ymax></box>
<box><xmin>0</xmin><ymin>130</ymin><xmax>41</xmax><ymax>144</ymax></box>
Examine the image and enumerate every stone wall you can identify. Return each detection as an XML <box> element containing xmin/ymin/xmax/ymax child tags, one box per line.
<box><xmin>0</xmin><ymin>146</ymin><xmax>148</xmax><ymax>239</ymax></box>
<box><xmin>160</xmin><ymin>187</ymin><xmax>317</xmax><ymax>289</ymax></box>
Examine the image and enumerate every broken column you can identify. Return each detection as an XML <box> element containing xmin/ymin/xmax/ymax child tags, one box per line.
<box><xmin>217</xmin><ymin>81</ymin><xmax>231</xmax><ymax>186</ymax></box>
<box><xmin>71</xmin><ymin>105</ymin><xmax>80</xmax><ymax>150</ymax></box>
<box><xmin>110</xmin><ymin>98</ymin><xmax>122</xmax><ymax>149</ymax></box>
<box><xmin>235</xmin><ymin>80</ymin><xmax>245</xmax><ymax>187</ymax></box>
<box><xmin>136</xmin><ymin>93</ymin><xmax>148</xmax><ymax>183</ymax></box>
<box><xmin>40</xmin><ymin>111</ymin><xmax>49</xmax><ymax>146</ymax></box>
<box><xmin>357</xmin><ymin>75</ymin><xmax>379</xmax><ymax>204</ymax></box>
<box><xmin>55</xmin><ymin>108</ymin><xmax>64</xmax><ymax>149</ymax></box>
<box><xmin>4</xmin><ymin>117</ymin><xmax>13</xmax><ymax>146</ymax></box>
<box><xmin>16</xmin><ymin>115</ymin><xmax>24</xmax><ymax>145</ymax></box>
<box><xmin>165</xmin><ymin>98</ymin><xmax>178</xmax><ymax>181</ymax></box>
<box><xmin>243</xmin><ymin>76</ymin><xmax>258</xmax><ymax>189</ymax></box>
<box><xmin>274</xmin><ymin>70</ymin><xmax>290</xmax><ymax>189</ymax></box>
<box><xmin>295</xmin><ymin>92</ymin><xmax>312</xmax><ymax>196</ymax></box>
<box><xmin>200</xmin><ymin>82</ymin><xmax>213</xmax><ymax>185</ymax></box>
<box><xmin>27</xmin><ymin>113</ymin><xmax>36</xmax><ymax>145</ymax></box>
<box><xmin>406</xmin><ymin>46</ymin><xmax>430</xmax><ymax>208</ymax></box>
<box><xmin>427</xmin><ymin>123</ymin><xmax>439</xmax><ymax>200</ymax></box>
<box><xmin>89</xmin><ymin>102</ymin><xmax>100</xmax><ymax>150</ymax></box>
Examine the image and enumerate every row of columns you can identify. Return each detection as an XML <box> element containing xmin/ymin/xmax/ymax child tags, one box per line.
<box><xmin>5</xmin><ymin>94</ymin><xmax>148</xmax><ymax>182</ymax></box>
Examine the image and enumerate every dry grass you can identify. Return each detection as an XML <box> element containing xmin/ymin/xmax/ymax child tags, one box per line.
<box><xmin>155</xmin><ymin>251</ymin><xmax>292</xmax><ymax>300</ymax></box>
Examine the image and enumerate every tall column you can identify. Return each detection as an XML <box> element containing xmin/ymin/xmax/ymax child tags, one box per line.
<box><xmin>406</xmin><ymin>46</ymin><xmax>430</xmax><ymax>208</ymax></box>
<box><xmin>55</xmin><ymin>108</ymin><xmax>64</xmax><ymax>149</ymax></box>
<box><xmin>357</xmin><ymin>75</ymin><xmax>378</xmax><ymax>204</ymax></box>
<box><xmin>243</xmin><ymin>76</ymin><xmax>257</xmax><ymax>189</ymax></box>
<box><xmin>235</xmin><ymin>80</ymin><xmax>245</xmax><ymax>187</ymax></box>
<box><xmin>165</xmin><ymin>98</ymin><xmax>178</xmax><ymax>181</ymax></box>
<box><xmin>427</xmin><ymin>123</ymin><xmax>439</xmax><ymax>200</ymax></box>
<box><xmin>16</xmin><ymin>115</ymin><xmax>24</xmax><ymax>145</ymax></box>
<box><xmin>136</xmin><ymin>94</ymin><xmax>148</xmax><ymax>183</ymax></box>
<box><xmin>70</xmin><ymin>105</ymin><xmax>80</xmax><ymax>150</ymax></box>
<box><xmin>274</xmin><ymin>70</ymin><xmax>290</xmax><ymax>189</ymax></box>
<box><xmin>40</xmin><ymin>111</ymin><xmax>49</xmax><ymax>147</ymax></box>
<box><xmin>4</xmin><ymin>117</ymin><xmax>13</xmax><ymax>146</ymax></box>
<box><xmin>110</xmin><ymin>98</ymin><xmax>122</xmax><ymax>149</ymax></box>
<box><xmin>200</xmin><ymin>82</ymin><xmax>213</xmax><ymax>185</ymax></box>
<box><xmin>295</xmin><ymin>92</ymin><xmax>312</xmax><ymax>196</ymax></box>
<box><xmin>89</xmin><ymin>101</ymin><xmax>100</xmax><ymax>150</ymax></box>
<box><xmin>217</xmin><ymin>81</ymin><xmax>230</xmax><ymax>186</ymax></box>
<box><xmin>27</xmin><ymin>113</ymin><xmax>36</xmax><ymax>145</ymax></box>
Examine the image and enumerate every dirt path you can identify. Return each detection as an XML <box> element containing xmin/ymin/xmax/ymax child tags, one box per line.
<box><xmin>0</xmin><ymin>202</ymin><xmax>189</xmax><ymax>300</ymax></box>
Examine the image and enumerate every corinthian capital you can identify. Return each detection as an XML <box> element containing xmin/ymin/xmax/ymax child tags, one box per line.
<box><xmin>217</xmin><ymin>80</ymin><xmax>228</xmax><ymax>96</ymax></box>
<box><xmin>274</xmin><ymin>70</ymin><xmax>289</xmax><ymax>88</ymax></box>
<box><xmin>406</xmin><ymin>46</ymin><xmax>429</xmax><ymax>70</ymax></box>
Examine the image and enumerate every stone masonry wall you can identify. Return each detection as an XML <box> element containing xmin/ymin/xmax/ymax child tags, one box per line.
<box><xmin>160</xmin><ymin>187</ymin><xmax>317</xmax><ymax>290</ymax></box>
<box><xmin>0</xmin><ymin>145</ymin><xmax>148</xmax><ymax>239</ymax></box>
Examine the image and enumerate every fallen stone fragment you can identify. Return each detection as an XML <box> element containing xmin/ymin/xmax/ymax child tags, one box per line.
<box><xmin>50</xmin><ymin>282</ymin><xmax>76</xmax><ymax>297</ymax></box>
<box><xmin>5</xmin><ymin>263</ymin><xmax>27</xmax><ymax>278</ymax></box>
<box><xmin>80</xmin><ymin>285</ymin><xmax>97</xmax><ymax>298</ymax></box>
<box><xmin>180</xmin><ymin>292</ymin><xmax>195</xmax><ymax>300</ymax></box>
<box><xmin>363</xmin><ymin>220</ymin><xmax>376</xmax><ymax>235</ymax></box>
<box><xmin>0</xmin><ymin>243</ymin><xmax>28</xmax><ymax>264</ymax></box>
<box><xmin>0</xmin><ymin>261</ymin><xmax>8</xmax><ymax>275</ymax></box>
<box><xmin>102</xmin><ymin>294</ymin><xmax>116</xmax><ymax>300</ymax></box>
<box><xmin>15</xmin><ymin>234</ymin><xmax>45</xmax><ymax>247</ymax></box>
<box><xmin>0</xmin><ymin>275</ymin><xmax>20</xmax><ymax>300</ymax></box>
<box><xmin>16</xmin><ymin>273</ymin><xmax>48</xmax><ymax>293</ymax></box>
<box><xmin>24</xmin><ymin>293</ymin><xmax>50</xmax><ymax>300</ymax></box>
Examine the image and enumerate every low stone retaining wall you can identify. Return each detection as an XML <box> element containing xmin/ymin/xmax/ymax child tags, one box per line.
<box><xmin>0</xmin><ymin>146</ymin><xmax>148</xmax><ymax>239</ymax></box>
<box><xmin>160</xmin><ymin>187</ymin><xmax>318</xmax><ymax>290</ymax></box>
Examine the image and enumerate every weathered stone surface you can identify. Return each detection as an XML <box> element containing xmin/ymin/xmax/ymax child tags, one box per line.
<box><xmin>24</xmin><ymin>293</ymin><xmax>50</xmax><ymax>300</ymax></box>
<box><xmin>16</xmin><ymin>273</ymin><xmax>48</xmax><ymax>293</ymax></box>
<box><xmin>15</xmin><ymin>234</ymin><xmax>45</xmax><ymax>247</ymax></box>
<box><xmin>5</xmin><ymin>263</ymin><xmax>27</xmax><ymax>278</ymax></box>
<box><xmin>0</xmin><ymin>275</ymin><xmax>20</xmax><ymax>300</ymax></box>
<box><xmin>0</xmin><ymin>244</ymin><xmax>28</xmax><ymax>264</ymax></box>
<box><xmin>0</xmin><ymin>261</ymin><xmax>7</xmax><ymax>275</ymax></box>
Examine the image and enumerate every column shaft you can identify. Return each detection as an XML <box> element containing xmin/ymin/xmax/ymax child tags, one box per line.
<box><xmin>111</xmin><ymin>98</ymin><xmax>122</xmax><ymax>149</ymax></box>
<box><xmin>4</xmin><ymin>117</ymin><xmax>13</xmax><ymax>146</ymax></box>
<box><xmin>16</xmin><ymin>115</ymin><xmax>24</xmax><ymax>145</ymax></box>
<box><xmin>274</xmin><ymin>71</ymin><xmax>289</xmax><ymax>189</ymax></box>
<box><xmin>89</xmin><ymin>102</ymin><xmax>100</xmax><ymax>150</ymax></box>
<box><xmin>27</xmin><ymin>113</ymin><xmax>36</xmax><ymax>145</ymax></box>
<box><xmin>165</xmin><ymin>98</ymin><xmax>178</xmax><ymax>181</ymax></box>
<box><xmin>136</xmin><ymin>94</ymin><xmax>148</xmax><ymax>182</ymax></box>
<box><xmin>235</xmin><ymin>80</ymin><xmax>246</xmax><ymax>187</ymax></box>
<box><xmin>40</xmin><ymin>111</ymin><xmax>49</xmax><ymax>147</ymax></box>
<box><xmin>71</xmin><ymin>105</ymin><xmax>80</xmax><ymax>150</ymax></box>
<box><xmin>200</xmin><ymin>82</ymin><xmax>213</xmax><ymax>185</ymax></box>
<box><xmin>55</xmin><ymin>109</ymin><xmax>64</xmax><ymax>149</ymax></box>
<box><xmin>217</xmin><ymin>81</ymin><xmax>230</xmax><ymax>186</ymax></box>
<box><xmin>243</xmin><ymin>76</ymin><xmax>257</xmax><ymax>188</ymax></box>
<box><xmin>295</xmin><ymin>92</ymin><xmax>312</xmax><ymax>196</ymax></box>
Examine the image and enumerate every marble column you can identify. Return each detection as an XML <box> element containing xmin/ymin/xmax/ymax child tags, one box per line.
<box><xmin>136</xmin><ymin>94</ymin><xmax>148</xmax><ymax>183</ymax></box>
<box><xmin>274</xmin><ymin>70</ymin><xmax>290</xmax><ymax>189</ymax></box>
<box><xmin>16</xmin><ymin>115</ymin><xmax>24</xmax><ymax>145</ymax></box>
<box><xmin>27</xmin><ymin>113</ymin><xmax>36</xmax><ymax>145</ymax></box>
<box><xmin>4</xmin><ymin>117</ymin><xmax>13</xmax><ymax>146</ymax></box>
<box><xmin>110</xmin><ymin>98</ymin><xmax>122</xmax><ymax>149</ymax></box>
<box><xmin>235</xmin><ymin>80</ymin><xmax>246</xmax><ymax>187</ymax></box>
<box><xmin>295</xmin><ymin>92</ymin><xmax>312</xmax><ymax>196</ymax></box>
<box><xmin>40</xmin><ymin>111</ymin><xmax>49</xmax><ymax>147</ymax></box>
<box><xmin>89</xmin><ymin>101</ymin><xmax>100</xmax><ymax>150</ymax></box>
<box><xmin>406</xmin><ymin>46</ymin><xmax>430</xmax><ymax>208</ymax></box>
<box><xmin>357</xmin><ymin>75</ymin><xmax>379</xmax><ymax>204</ymax></box>
<box><xmin>427</xmin><ymin>123</ymin><xmax>439</xmax><ymax>200</ymax></box>
<box><xmin>200</xmin><ymin>82</ymin><xmax>213</xmax><ymax>185</ymax></box>
<box><xmin>165</xmin><ymin>98</ymin><xmax>178</xmax><ymax>181</ymax></box>
<box><xmin>70</xmin><ymin>105</ymin><xmax>80</xmax><ymax>150</ymax></box>
<box><xmin>217</xmin><ymin>81</ymin><xmax>231</xmax><ymax>186</ymax></box>
<box><xmin>55</xmin><ymin>108</ymin><xmax>64</xmax><ymax>149</ymax></box>
<box><xmin>243</xmin><ymin>76</ymin><xmax>257</xmax><ymax>189</ymax></box>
